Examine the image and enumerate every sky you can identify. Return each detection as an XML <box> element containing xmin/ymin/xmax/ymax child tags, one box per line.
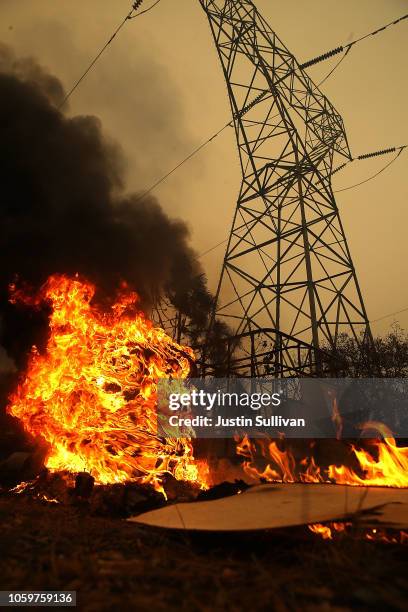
<box><xmin>1</xmin><ymin>0</ymin><xmax>407</xmax><ymax>336</ymax></box>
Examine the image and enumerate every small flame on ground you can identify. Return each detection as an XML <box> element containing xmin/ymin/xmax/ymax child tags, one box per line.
<box><xmin>308</xmin><ymin>522</ymin><xmax>346</xmax><ymax>540</ymax></box>
<box><xmin>237</xmin><ymin>421</ymin><xmax>408</xmax><ymax>488</ymax></box>
<box><xmin>308</xmin><ymin>522</ymin><xmax>407</xmax><ymax>544</ymax></box>
<box><xmin>328</xmin><ymin>422</ymin><xmax>408</xmax><ymax>488</ymax></box>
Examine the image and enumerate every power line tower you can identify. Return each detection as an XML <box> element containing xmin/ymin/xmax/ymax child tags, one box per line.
<box><xmin>199</xmin><ymin>0</ymin><xmax>372</xmax><ymax>377</ymax></box>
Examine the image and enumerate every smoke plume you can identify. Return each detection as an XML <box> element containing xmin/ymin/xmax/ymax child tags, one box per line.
<box><xmin>0</xmin><ymin>44</ymin><xmax>202</xmax><ymax>366</ymax></box>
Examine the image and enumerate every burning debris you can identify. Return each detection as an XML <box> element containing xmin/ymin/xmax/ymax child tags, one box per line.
<box><xmin>6</xmin><ymin>274</ymin><xmax>208</xmax><ymax>494</ymax></box>
<box><xmin>2</xmin><ymin>275</ymin><xmax>407</xmax><ymax>530</ymax></box>
<box><xmin>3</xmin><ymin>274</ymin><xmax>408</xmax><ymax>518</ymax></box>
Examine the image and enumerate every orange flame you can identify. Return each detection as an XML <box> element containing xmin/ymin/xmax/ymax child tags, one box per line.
<box><xmin>6</xmin><ymin>277</ymin><xmax>407</xmax><ymax>498</ymax></box>
<box><xmin>236</xmin><ymin>435</ymin><xmax>326</xmax><ymax>484</ymax></box>
<box><xmin>308</xmin><ymin>522</ymin><xmax>346</xmax><ymax>540</ymax></box>
<box><xmin>330</xmin><ymin>395</ymin><xmax>343</xmax><ymax>440</ymax></box>
<box><xmin>6</xmin><ymin>274</ymin><xmax>207</xmax><ymax>491</ymax></box>
<box><xmin>237</xmin><ymin>421</ymin><xmax>408</xmax><ymax>488</ymax></box>
<box><xmin>328</xmin><ymin>422</ymin><xmax>408</xmax><ymax>488</ymax></box>
<box><xmin>309</xmin><ymin>523</ymin><xmax>407</xmax><ymax>544</ymax></box>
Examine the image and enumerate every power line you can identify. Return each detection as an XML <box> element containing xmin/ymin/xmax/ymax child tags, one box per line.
<box><xmin>301</xmin><ymin>13</ymin><xmax>408</xmax><ymax>70</ymax></box>
<box><xmin>58</xmin><ymin>1</ymin><xmax>161</xmax><ymax>110</ymax></box>
<box><xmin>347</xmin><ymin>13</ymin><xmax>408</xmax><ymax>47</ymax></box>
<box><xmin>199</xmin><ymin>238</ymin><xmax>228</xmax><ymax>258</ymax></box>
<box><xmin>131</xmin><ymin>14</ymin><xmax>408</xmax><ymax>206</ymax></box>
<box><xmin>199</xmin><ymin>145</ymin><xmax>407</xmax><ymax>258</ymax></box>
<box><xmin>133</xmin><ymin>123</ymin><xmax>230</xmax><ymax>204</ymax></box>
<box><xmin>331</xmin><ymin>145</ymin><xmax>406</xmax><ymax>174</ymax></box>
<box><xmin>128</xmin><ymin>0</ymin><xmax>162</xmax><ymax>19</ymax></box>
<box><xmin>334</xmin><ymin>147</ymin><xmax>406</xmax><ymax>193</ymax></box>
<box><xmin>58</xmin><ymin>6</ymin><xmax>407</xmax><ymax>204</ymax></box>
<box><xmin>371</xmin><ymin>306</ymin><xmax>408</xmax><ymax>324</ymax></box>
<box><xmin>316</xmin><ymin>46</ymin><xmax>352</xmax><ymax>87</ymax></box>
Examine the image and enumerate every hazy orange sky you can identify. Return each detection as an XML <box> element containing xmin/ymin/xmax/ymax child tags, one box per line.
<box><xmin>1</xmin><ymin>0</ymin><xmax>407</xmax><ymax>335</ymax></box>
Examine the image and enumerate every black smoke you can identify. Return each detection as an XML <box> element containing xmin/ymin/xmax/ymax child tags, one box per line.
<box><xmin>0</xmin><ymin>44</ymin><xmax>203</xmax><ymax>368</ymax></box>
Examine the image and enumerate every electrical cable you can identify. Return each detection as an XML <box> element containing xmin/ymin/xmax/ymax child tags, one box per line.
<box><xmin>199</xmin><ymin>239</ymin><xmax>228</xmax><ymax>258</ymax></box>
<box><xmin>58</xmin><ymin>1</ymin><xmax>161</xmax><ymax>110</ymax></box>
<box><xmin>346</xmin><ymin>13</ymin><xmax>408</xmax><ymax>48</ymax></box>
<box><xmin>334</xmin><ymin>147</ymin><xmax>406</xmax><ymax>193</ymax></box>
<box><xmin>301</xmin><ymin>13</ymin><xmax>408</xmax><ymax>70</ymax></box>
<box><xmin>128</xmin><ymin>0</ymin><xmax>162</xmax><ymax>19</ymax></box>
<box><xmin>198</xmin><ymin>145</ymin><xmax>407</xmax><ymax>258</ymax></box>
<box><xmin>132</xmin><ymin>123</ymin><xmax>230</xmax><ymax>204</ymax></box>
<box><xmin>317</xmin><ymin>46</ymin><xmax>352</xmax><ymax>87</ymax></box>
<box><xmin>371</xmin><ymin>306</ymin><xmax>408</xmax><ymax>324</ymax></box>
<box><xmin>58</xmin><ymin>7</ymin><xmax>407</xmax><ymax>205</ymax></box>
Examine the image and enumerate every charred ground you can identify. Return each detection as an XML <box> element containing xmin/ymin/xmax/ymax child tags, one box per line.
<box><xmin>0</xmin><ymin>494</ymin><xmax>406</xmax><ymax>612</ymax></box>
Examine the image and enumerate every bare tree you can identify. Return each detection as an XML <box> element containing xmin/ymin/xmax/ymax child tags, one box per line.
<box><xmin>322</xmin><ymin>324</ymin><xmax>408</xmax><ymax>378</ymax></box>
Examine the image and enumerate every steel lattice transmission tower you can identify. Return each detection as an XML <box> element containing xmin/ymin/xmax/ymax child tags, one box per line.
<box><xmin>199</xmin><ymin>0</ymin><xmax>372</xmax><ymax>376</ymax></box>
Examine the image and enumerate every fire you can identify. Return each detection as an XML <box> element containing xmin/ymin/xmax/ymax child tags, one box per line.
<box><xmin>308</xmin><ymin>523</ymin><xmax>407</xmax><ymax>544</ymax></box>
<box><xmin>308</xmin><ymin>522</ymin><xmax>346</xmax><ymax>540</ymax></box>
<box><xmin>330</xmin><ymin>394</ymin><xmax>343</xmax><ymax>440</ymax></box>
<box><xmin>7</xmin><ymin>274</ymin><xmax>207</xmax><ymax>491</ymax></box>
<box><xmin>328</xmin><ymin>422</ymin><xmax>408</xmax><ymax>488</ymax></box>
<box><xmin>236</xmin><ymin>436</ymin><xmax>326</xmax><ymax>484</ymax></box>
<box><xmin>237</xmin><ymin>422</ymin><xmax>408</xmax><ymax>488</ymax></box>
<box><xmin>5</xmin><ymin>276</ymin><xmax>407</xmax><ymax>500</ymax></box>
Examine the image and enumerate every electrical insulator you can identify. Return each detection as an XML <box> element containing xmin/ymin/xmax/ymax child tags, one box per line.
<box><xmin>236</xmin><ymin>90</ymin><xmax>268</xmax><ymax>119</ymax></box>
<box><xmin>132</xmin><ymin>0</ymin><xmax>144</xmax><ymax>11</ymax></box>
<box><xmin>300</xmin><ymin>46</ymin><xmax>344</xmax><ymax>69</ymax></box>
<box><xmin>358</xmin><ymin>147</ymin><xmax>396</xmax><ymax>160</ymax></box>
<box><xmin>331</xmin><ymin>161</ymin><xmax>349</xmax><ymax>175</ymax></box>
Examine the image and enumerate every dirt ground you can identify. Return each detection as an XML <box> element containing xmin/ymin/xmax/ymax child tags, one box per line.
<box><xmin>0</xmin><ymin>495</ymin><xmax>406</xmax><ymax>611</ymax></box>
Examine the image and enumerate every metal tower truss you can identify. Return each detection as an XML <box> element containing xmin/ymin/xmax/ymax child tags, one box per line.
<box><xmin>152</xmin><ymin>296</ymin><xmax>183</xmax><ymax>344</ymax></box>
<box><xmin>199</xmin><ymin>0</ymin><xmax>372</xmax><ymax>376</ymax></box>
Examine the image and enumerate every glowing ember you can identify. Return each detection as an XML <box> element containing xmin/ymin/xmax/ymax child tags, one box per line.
<box><xmin>308</xmin><ymin>523</ymin><xmax>407</xmax><ymax>544</ymax></box>
<box><xmin>6</xmin><ymin>274</ymin><xmax>207</xmax><ymax>491</ymax></box>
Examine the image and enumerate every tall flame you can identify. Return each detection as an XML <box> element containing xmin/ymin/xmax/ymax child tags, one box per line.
<box><xmin>6</xmin><ymin>275</ymin><xmax>407</xmax><ymax>497</ymax></box>
<box><xmin>7</xmin><ymin>274</ymin><xmax>206</xmax><ymax>491</ymax></box>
